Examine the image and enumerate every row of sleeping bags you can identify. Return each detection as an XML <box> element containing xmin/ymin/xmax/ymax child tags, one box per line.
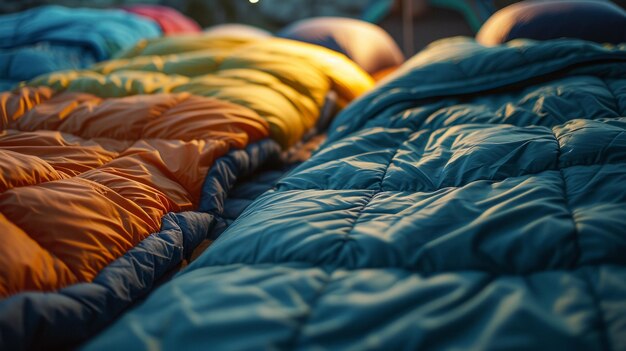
<box><xmin>73</xmin><ymin>1</ymin><xmax>626</xmax><ymax>350</ymax></box>
<box><xmin>0</xmin><ymin>6</ymin><xmax>413</xmax><ymax>350</ymax></box>
<box><xmin>0</xmin><ymin>4</ymin><xmax>405</xmax><ymax>92</ymax></box>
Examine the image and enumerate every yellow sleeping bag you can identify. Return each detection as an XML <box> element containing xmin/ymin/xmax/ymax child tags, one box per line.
<box><xmin>27</xmin><ymin>36</ymin><xmax>374</xmax><ymax>148</ymax></box>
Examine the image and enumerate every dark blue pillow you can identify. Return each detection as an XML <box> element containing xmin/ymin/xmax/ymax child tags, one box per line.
<box><xmin>477</xmin><ymin>1</ymin><xmax>626</xmax><ymax>46</ymax></box>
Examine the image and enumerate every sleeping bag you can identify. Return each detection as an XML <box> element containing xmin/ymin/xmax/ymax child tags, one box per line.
<box><xmin>82</xmin><ymin>37</ymin><xmax>626</xmax><ymax>350</ymax></box>
<box><xmin>26</xmin><ymin>35</ymin><xmax>374</xmax><ymax>148</ymax></box>
<box><xmin>0</xmin><ymin>5</ymin><xmax>161</xmax><ymax>91</ymax></box>
<box><xmin>0</xmin><ymin>34</ymin><xmax>373</xmax><ymax>351</ymax></box>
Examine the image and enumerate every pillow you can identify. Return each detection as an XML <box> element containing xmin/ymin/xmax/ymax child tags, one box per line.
<box><xmin>277</xmin><ymin>17</ymin><xmax>404</xmax><ymax>75</ymax></box>
<box><xmin>477</xmin><ymin>0</ymin><xmax>626</xmax><ymax>46</ymax></box>
<box><xmin>204</xmin><ymin>24</ymin><xmax>272</xmax><ymax>39</ymax></box>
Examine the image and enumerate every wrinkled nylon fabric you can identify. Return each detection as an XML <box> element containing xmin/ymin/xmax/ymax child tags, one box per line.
<box><xmin>0</xmin><ymin>33</ymin><xmax>372</xmax><ymax>350</ymax></box>
<box><xmin>26</xmin><ymin>36</ymin><xmax>374</xmax><ymax>148</ymax></box>
<box><xmin>0</xmin><ymin>86</ymin><xmax>269</xmax><ymax>297</ymax></box>
<box><xmin>0</xmin><ymin>140</ymin><xmax>281</xmax><ymax>351</ymax></box>
<box><xmin>0</xmin><ymin>5</ymin><xmax>160</xmax><ymax>90</ymax></box>
<box><xmin>0</xmin><ymin>210</ymin><xmax>214</xmax><ymax>351</ymax></box>
<box><xmin>83</xmin><ymin>38</ymin><xmax>626</xmax><ymax>350</ymax></box>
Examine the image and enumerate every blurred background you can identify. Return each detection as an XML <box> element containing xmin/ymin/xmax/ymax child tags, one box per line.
<box><xmin>2</xmin><ymin>0</ymin><xmax>626</xmax><ymax>55</ymax></box>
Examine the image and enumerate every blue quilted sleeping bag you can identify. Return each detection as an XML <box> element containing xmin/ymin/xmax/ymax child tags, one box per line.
<box><xmin>0</xmin><ymin>5</ymin><xmax>160</xmax><ymax>91</ymax></box>
<box><xmin>81</xmin><ymin>37</ymin><xmax>626</xmax><ymax>350</ymax></box>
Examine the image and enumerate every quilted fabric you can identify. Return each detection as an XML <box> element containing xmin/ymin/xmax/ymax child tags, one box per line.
<box><xmin>0</xmin><ymin>33</ymin><xmax>372</xmax><ymax>350</ymax></box>
<box><xmin>0</xmin><ymin>5</ymin><xmax>161</xmax><ymax>90</ymax></box>
<box><xmin>84</xmin><ymin>38</ymin><xmax>626</xmax><ymax>350</ymax></box>
<box><xmin>26</xmin><ymin>36</ymin><xmax>374</xmax><ymax>148</ymax></box>
<box><xmin>0</xmin><ymin>86</ymin><xmax>268</xmax><ymax>297</ymax></box>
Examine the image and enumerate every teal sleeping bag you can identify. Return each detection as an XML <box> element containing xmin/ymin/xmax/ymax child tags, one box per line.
<box><xmin>0</xmin><ymin>5</ymin><xmax>160</xmax><ymax>91</ymax></box>
<box><xmin>82</xmin><ymin>38</ymin><xmax>626</xmax><ymax>350</ymax></box>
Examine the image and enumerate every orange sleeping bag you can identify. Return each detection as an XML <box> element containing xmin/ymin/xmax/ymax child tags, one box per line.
<box><xmin>0</xmin><ymin>86</ymin><xmax>268</xmax><ymax>297</ymax></box>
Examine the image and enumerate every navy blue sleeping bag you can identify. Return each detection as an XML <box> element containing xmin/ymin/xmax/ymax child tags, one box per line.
<box><xmin>0</xmin><ymin>6</ymin><xmax>160</xmax><ymax>91</ymax></box>
<box><xmin>81</xmin><ymin>37</ymin><xmax>626</xmax><ymax>350</ymax></box>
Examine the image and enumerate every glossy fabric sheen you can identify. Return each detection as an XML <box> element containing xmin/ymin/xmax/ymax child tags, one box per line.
<box><xmin>0</xmin><ymin>5</ymin><xmax>161</xmax><ymax>90</ymax></box>
<box><xmin>0</xmin><ymin>34</ymin><xmax>371</xmax><ymax>349</ymax></box>
<box><xmin>85</xmin><ymin>38</ymin><xmax>626</xmax><ymax>350</ymax></box>
<box><xmin>27</xmin><ymin>36</ymin><xmax>374</xmax><ymax>148</ymax></box>
<box><xmin>0</xmin><ymin>86</ymin><xmax>269</xmax><ymax>297</ymax></box>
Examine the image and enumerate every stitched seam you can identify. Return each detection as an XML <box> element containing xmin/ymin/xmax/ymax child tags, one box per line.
<box><xmin>332</xmin><ymin>138</ymin><xmax>407</xmax><ymax>274</ymax></box>
<box><xmin>0</xmin><ymin>154</ymin><xmax>70</xmax><ymax>194</ymax></box>
<box><xmin>600</xmin><ymin>78</ymin><xmax>624</xmax><ymax>116</ymax></box>
<box><xmin>379</xmin><ymin>146</ymin><xmax>401</xmax><ymax>192</ymax></box>
<box><xmin>0</xmin><ymin>214</ymin><xmax>80</xmax><ymax>283</ymax></box>
<box><xmin>6</xmin><ymin>128</ymin><xmax>214</xmax><ymax>143</ymax></box>
<box><xmin>137</xmin><ymin>93</ymin><xmax>191</xmax><ymax>137</ymax></box>
<box><xmin>0</xmin><ymin>140</ymin><xmax>131</xmax><ymax>195</ymax></box>
<box><xmin>552</xmin><ymin>128</ymin><xmax>581</xmax><ymax>268</ymax></box>
<box><xmin>76</xmin><ymin>176</ymin><xmax>164</xmax><ymax>221</ymax></box>
<box><xmin>284</xmin><ymin>272</ymin><xmax>333</xmax><ymax>349</ymax></box>
<box><xmin>339</xmin><ymin>137</ymin><xmax>407</xmax><ymax>240</ymax></box>
<box><xmin>581</xmin><ymin>269</ymin><xmax>612</xmax><ymax>351</ymax></box>
<box><xmin>275</xmin><ymin>155</ymin><xmax>626</xmax><ymax>193</ymax></box>
<box><xmin>340</xmin><ymin>190</ymin><xmax>377</xmax><ymax>241</ymax></box>
<box><xmin>454</xmin><ymin>58</ymin><xmax>471</xmax><ymax>81</ymax></box>
<box><xmin>193</xmin><ymin>259</ymin><xmax>623</xmax><ymax>275</ymax></box>
<box><xmin>9</xmin><ymin>93</ymin><xmax>192</xmax><ymax>143</ymax></box>
<box><xmin>515</xmin><ymin>46</ymin><xmax>534</xmax><ymax>67</ymax></box>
